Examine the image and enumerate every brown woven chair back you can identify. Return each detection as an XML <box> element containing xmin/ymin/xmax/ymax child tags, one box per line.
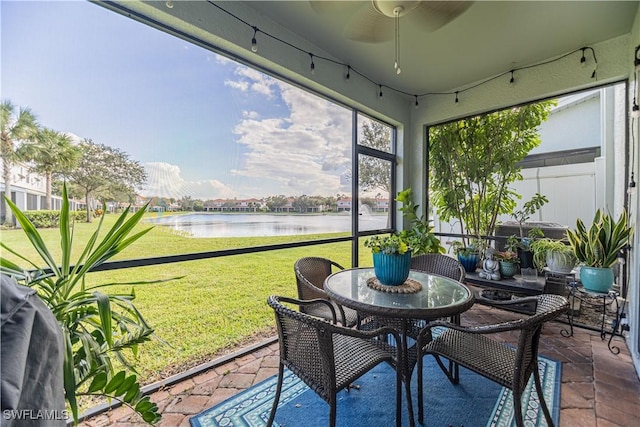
<box><xmin>410</xmin><ymin>254</ymin><xmax>465</xmax><ymax>282</ymax></box>
<box><xmin>293</xmin><ymin>257</ymin><xmax>360</xmax><ymax>327</ymax></box>
<box><xmin>294</xmin><ymin>257</ymin><xmax>344</xmax><ymax>300</ymax></box>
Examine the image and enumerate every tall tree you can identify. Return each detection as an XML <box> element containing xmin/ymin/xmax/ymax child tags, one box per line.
<box><xmin>292</xmin><ymin>194</ymin><xmax>317</xmax><ymax>213</ymax></box>
<box><xmin>65</xmin><ymin>139</ymin><xmax>147</xmax><ymax>222</ymax></box>
<box><xmin>19</xmin><ymin>128</ymin><xmax>80</xmax><ymax>209</ymax></box>
<box><xmin>266</xmin><ymin>195</ymin><xmax>288</xmax><ymax>212</ymax></box>
<box><xmin>429</xmin><ymin>101</ymin><xmax>555</xmax><ymax>247</ymax></box>
<box><xmin>358</xmin><ymin>120</ymin><xmax>392</xmax><ymax>193</ymax></box>
<box><xmin>179</xmin><ymin>195</ymin><xmax>193</xmax><ymax>211</ymax></box>
<box><xmin>0</xmin><ymin>100</ymin><xmax>39</xmax><ymax>225</ymax></box>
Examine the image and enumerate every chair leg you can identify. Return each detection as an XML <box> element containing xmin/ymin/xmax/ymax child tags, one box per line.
<box><xmin>266</xmin><ymin>364</ymin><xmax>285</xmax><ymax>427</ymax></box>
<box><xmin>329</xmin><ymin>396</ymin><xmax>337</xmax><ymax>427</ymax></box>
<box><xmin>513</xmin><ymin>389</ymin><xmax>524</xmax><ymax>427</ymax></box>
<box><xmin>433</xmin><ymin>355</ymin><xmax>459</xmax><ymax>384</ymax></box>
<box><xmin>534</xmin><ymin>366</ymin><xmax>555</xmax><ymax>427</ymax></box>
<box><xmin>396</xmin><ymin>362</ymin><xmax>402</xmax><ymax>427</ymax></box>
<box><xmin>417</xmin><ymin>354</ymin><xmax>424</xmax><ymax>424</ymax></box>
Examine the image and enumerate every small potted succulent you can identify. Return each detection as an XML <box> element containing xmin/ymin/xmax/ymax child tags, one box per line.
<box><xmin>493</xmin><ymin>250</ymin><xmax>520</xmax><ymax>278</ymax></box>
<box><xmin>566</xmin><ymin>209</ymin><xmax>633</xmax><ymax>293</ymax></box>
<box><xmin>364</xmin><ymin>233</ymin><xmax>411</xmax><ymax>286</ymax></box>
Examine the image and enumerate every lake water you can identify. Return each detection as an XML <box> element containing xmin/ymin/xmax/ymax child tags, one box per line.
<box><xmin>145</xmin><ymin>213</ymin><xmax>389</xmax><ymax>238</ymax></box>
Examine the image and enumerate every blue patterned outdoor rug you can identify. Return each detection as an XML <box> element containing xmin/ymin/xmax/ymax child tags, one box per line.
<box><xmin>190</xmin><ymin>355</ymin><xmax>561</xmax><ymax>427</ymax></box>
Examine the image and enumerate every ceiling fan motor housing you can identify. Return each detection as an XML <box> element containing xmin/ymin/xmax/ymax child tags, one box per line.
<box><xmin>372</xmin><ymin>0</ymin><xmax>421</xmax><ymax>18</ymax></box>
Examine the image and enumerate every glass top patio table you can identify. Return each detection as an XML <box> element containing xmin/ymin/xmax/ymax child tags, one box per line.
<box><xmin>324</xmin><ymin>267</ymin><xmax>475</xmax><ymax>320</ymax></box>
<box><xmin>324</xmin><ymin>267</ymin><xmax>475</xmax><ymax>427</ymax></box>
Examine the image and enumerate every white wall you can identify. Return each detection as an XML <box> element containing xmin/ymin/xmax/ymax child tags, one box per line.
<box><xmin>535</xmin><ymin>91</ymin><xmax>600</xmax><ymax>154</ymax></box>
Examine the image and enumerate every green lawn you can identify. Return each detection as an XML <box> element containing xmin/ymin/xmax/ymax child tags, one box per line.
<box><xmin>1</xmin><ymin>213</ymin><xmax>374</xmax><ymax>385</ymax></box>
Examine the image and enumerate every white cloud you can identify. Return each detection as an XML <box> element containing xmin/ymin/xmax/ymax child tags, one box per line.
<box><xmin>224</xmin><ymin>80</ymin><xmax>249</xmax><ymax>91</ymax></box>
<box><xmin>141</xmin><ymin>162</ymin><xmax>235</xmax><ymax>200</ymax></box>
<box><xmin>227</xmin><ymin>76</ymin><xmax>353</xmax><ymax>196</ymax></box>
<box><xmin>215</xmin><ymin>55</ymin><xmax>233</xmax><ymax>65</ymax></box>
<box><xmin>242</xmin><ymin>110</ymin><xmax>260</xmax><ymax>119</ymax></box>
<box><xmin>224</xmin><ymin>64</ymin><xmax>276</xmax><ymax>98</ymax></box>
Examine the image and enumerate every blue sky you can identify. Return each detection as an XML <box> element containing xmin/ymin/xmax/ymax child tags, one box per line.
<box><xmin>1</xmin><ymin>0</ymin><xmax>353</xmax><ymax>199</ymax></box>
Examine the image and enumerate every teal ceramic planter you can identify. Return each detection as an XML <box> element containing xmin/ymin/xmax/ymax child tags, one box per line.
<box><xmin>457</xmin><ymin>253</ymin><xmax>479</xmax><ymax>273</ymax></box>
<box><xmin>580</xmin><ymin>266</ymin><xmax>614</xmax><ymax>293</ymax></box>
<box><xmin>499</xmin><ymin>261</ymin><xmax>518</xmax><ymax>278</ymax></box>
<box><xmin>373</xmin><ymin>252</ymin><xmax>411</xmax><ymax>286</ymax></box>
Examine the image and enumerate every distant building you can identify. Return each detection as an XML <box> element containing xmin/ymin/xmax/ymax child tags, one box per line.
<box><xmin>336</xmin><ymin>197</ymin><xmax>351</xmax><ymax>212</ymax></box>
<box><xmin>0</xmin><ymin>161</ymin><xmax>85</xmax><ymax>224</ymax></box>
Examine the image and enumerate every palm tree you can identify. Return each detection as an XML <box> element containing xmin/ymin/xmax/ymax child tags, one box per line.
<box><xmin>19</xmin><ymin>128</ymin><xmax>80</xmax><ymax>209</ymax></box>
<box><xmin>0</xmin><ymin>100</ymin><xmax>39</xmax><ymax>225</ymax></box>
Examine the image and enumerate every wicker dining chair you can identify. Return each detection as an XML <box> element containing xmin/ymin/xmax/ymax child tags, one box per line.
<box><xmin>410</xmin><ymin>254</ymin><xmax>465</xmax><ymax>282</ymax></box>
<box><xmin>266</xmin><ymin>295</ymin><xmax>404</xmax><ymax>427</ymax></box>
<box><xmin>407</xmin><ymin>254</ymin><xmax>467</xmax><ymax>338</ymax></box>
<box><xmin>294</xmin><ymin>257</ymin><xmax>359</xmax><ymax>327</ymax></box>
<box><xmin>416</xmin><ymin>294</ymin><xmax>569</xmax><ymax>427</ymax></box>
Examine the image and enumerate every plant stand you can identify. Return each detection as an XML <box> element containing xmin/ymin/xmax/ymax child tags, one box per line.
<box><xmin>561</xmin><ymin>282</ymin><xmax>622</xmax><ymax>354</ymax></box>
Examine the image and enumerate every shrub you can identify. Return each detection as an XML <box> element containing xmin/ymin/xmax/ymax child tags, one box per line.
<box><xmin>23</xmin><ymin>210</ymin><xmax>87</xmax><ymax>228</ymax></box>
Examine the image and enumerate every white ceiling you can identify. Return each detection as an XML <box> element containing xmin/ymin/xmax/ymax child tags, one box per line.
<box><xmin>242</xmin><ymin>1</ymin><xmax>638</xmax><ymax>95</ymax></box>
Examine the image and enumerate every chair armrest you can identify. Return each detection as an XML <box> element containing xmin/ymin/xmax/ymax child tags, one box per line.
<box><xmin>417</xmin><ymin>317</ymin><xmax>527</xmax><ymax>347</ymax></box>
<box><xmin>275</xmin><ymin>296</ymin><xmax>346</xmax><ymax>325</ymax></box>
<box><xmin>330</xmin><ymin>260</ymin><xmax>345</xmax><ymax>271</ymax></box>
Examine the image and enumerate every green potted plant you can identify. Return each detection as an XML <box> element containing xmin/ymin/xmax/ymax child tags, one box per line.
<box><xmin>396</xmin><ymin>188</ymin><xmax>445</xmax><ymax>255</ymax></box>
<box><xmin>530</xmin><ymin>238</ymin><xmax>577</xmax><ymax>274</ymax></box>
<box><xmin>0</xmin><ymin>184</ymin><xmax>171</xmax><ymax>424</ymax></box>
<box><xmin>493</xmin><ymin>250</ymin><xmax>520</xmax><ymax>278</ymax></box>
<box><xmin>566</xmin><ymin>209</ymin><xmax>633</xmax><ymax>293</ymax></box>
<box><xmin>509</xmin><ymin>193</ymin><xmax>548</xmax><ymax>269</ymax></box>
<box><xmin>510</xmin><ymin>193</ymin><xmax>548</xmax><ymax>239</ymax></box>
<box><xmin>364</xmin><ymin>233</ymin><xmax>411</xmax><ymax>286</ymax></box>
<box><xmin>451</xmin><ymin>240</ymin><xmax>481</xmax><ymax>273</ymax></box>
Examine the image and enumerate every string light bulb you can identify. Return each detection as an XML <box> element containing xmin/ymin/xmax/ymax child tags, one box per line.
<box><xmin>379</xmin><ymin>85</ymin><xmax>383</xmax><ymax>98</ymax></box>
<box><xmin>346</xmin><ymin>65</ymin><xmax>351</xmax><ymax>80</ymax></box>
<box><xmin>414</xmin><ymin>95</ymin><xmax>419</xmax><ymax>108</ymax></box>
<box><xmin>250</xmin><ymin>27</ymin><xmax>258</xmax><ymax>53</ymax></box>
<box><xmin>202</xmin><ymin>3</ymin><xmax>601</xmax><ymax>108</ymax></box>
<box><xmin>591</xmin><ymin>63</ymin><xmax>597</xmax><ymax>79</ymax></box>
<box><xmin>509</xmin><ymin>70</ymin><xmax>515</xmax><ymax>84</ymax></box>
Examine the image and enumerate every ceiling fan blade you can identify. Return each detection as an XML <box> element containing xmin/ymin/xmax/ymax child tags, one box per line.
<box><xmin>411</xmin><ymin>1</ymin><xmax>474</xmax><ymax>32</ymax></box>
<box><xmin>343</xmin><ymin>4</ymin><xmax>394</xmax><ymax>43</ymax></box>
<box><xmin>309</xmin><ymin>1</ymin><xmax>363</xmax><ymax>16</ymax></box>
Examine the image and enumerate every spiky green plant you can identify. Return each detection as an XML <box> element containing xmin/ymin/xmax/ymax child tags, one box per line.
<box><xmin>0</xmin><ymin>184</ymin><xmax>170</xmax><ymax>424</ymax></box>
<box><xmin>566</xmin><ymin>209</ymin><xmax>632</xmax><ymax>268</ymax></box>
